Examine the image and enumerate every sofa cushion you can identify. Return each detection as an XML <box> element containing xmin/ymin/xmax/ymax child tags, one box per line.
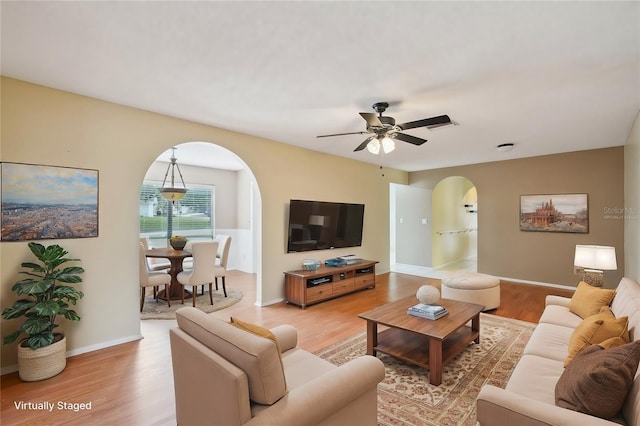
<box><xmin>538</xmin><ymin>304</ymin><xmax>583</xmax><ymax>329</ymax></box>
<box><xmin>175</xmin><ymin>307</ymin><xmax>287</xmax><ymax>405</ymax></box>
<box><xmin>555</xmin><ymin>340</ymin><xmax>640</xmax><ymax>419</ymax></box>
<box><xmin>565</xmin><ymin>307</ymin><xmax>630</xmax><ymax>367</ymax></box>
<box><xmin>524</xmin><ymin>323</ymin><xmax>574</xmax><ymax>362</ymax></box>
<box><xmin>505</xmin><ymin>354</ymin><xmax>565</xmax><ymax>405</ymax></box>
<box><xmin>569</xmin><ymin>281</ymin><xmax>616</xmax><ymax>319</ymax></box>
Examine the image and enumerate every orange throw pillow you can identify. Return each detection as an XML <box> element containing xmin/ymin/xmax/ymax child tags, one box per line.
<box><xmin>565</xmin><ymin>307</ymin><xmax>629</xmax><ymax>367</ymax></box>
<box><xmin>569</xmin><ymin>281</ymin><xmax>615</xmax><ymax>319</ymax></box>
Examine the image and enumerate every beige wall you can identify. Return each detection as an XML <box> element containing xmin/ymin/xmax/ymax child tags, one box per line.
<box><xmin>432</xmin><ymin>176</ymin><xmax>477</xmax><ymax>267</ymax></box>
<box><xmin>0</xmin><ymin>77</ymin><xmax>407</xmax><ymax>370</ymax></box>
<box><xmin>410</xmin><ymin>147</ymin><xmax>625</xmax><ymax>287</ymax></box>
<box><xmin>625</xmin><ymin>112</ymin><xmax>640</xmax><ymax>282</ymax></box>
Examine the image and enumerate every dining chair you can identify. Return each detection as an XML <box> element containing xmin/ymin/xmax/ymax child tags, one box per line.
<box><xmin>213</xmin><ymin>235</ymin><xmax>232</xmax><ymax>297</ymax></box>
<box><xmin>176</xmin><ymin>241</ymin><xmax>218</xmax><ymax>307</ymax></box>
<box><xmin>139</xmin><ymin>237</ymin><xmax>171</xmax><ymax>271</ymax></box>
<box><xmin>139</xmin><ymin>243</ymin><xmax>171</xmax><ymax>312</ymax></box>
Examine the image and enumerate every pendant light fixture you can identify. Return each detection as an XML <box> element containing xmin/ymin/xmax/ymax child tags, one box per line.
<box><xmin>160</xmin><ymin>147</ymin><xmax>187</xmax><ymax>201</ymax></box>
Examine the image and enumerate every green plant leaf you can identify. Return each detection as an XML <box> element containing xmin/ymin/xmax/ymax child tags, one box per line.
<box><xmin>34</xmin><ymin>301</ymin><xmax>61</xmax><ymax>316</ymax></box>
<box><xmin>22</xmin><ymin>316</ymin><xmax>52</xmax><ymax>335</ymax></box>
<box><xmin>20</xmin><ymin>262</ymin><xmax>46</xmax><ymax>273</ymax></box>
<box><xmin>1</xmin><ymin>300</ymin><xmax>35</xmax><ymax>319</ymax></box>
<box><xmin>12</xmin><ymin>278</ymin><xmax>54</xmax><ymax>295</ymax></box>
<box><xmin>64</xmin><ymin>309</ymin><xmax>81</xmax><ymax>321</ymax></box>
<box><xmin>26</xmin><ymin>333</ymin><xmax>54</xmax><ymax>349</ymax></box>
<box><xmin>3</xmin><ymin>330</ymin><xmax>22</xmax><ymax>345</ymax></box>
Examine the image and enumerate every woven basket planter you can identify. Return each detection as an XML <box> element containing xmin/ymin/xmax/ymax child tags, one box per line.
<box><xmin>17</xmin><ymin>335</ymin><xmax>67</xmax><ymax>381</ymax></box>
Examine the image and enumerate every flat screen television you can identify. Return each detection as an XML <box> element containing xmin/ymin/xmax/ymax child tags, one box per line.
<box><xmin>287</xmin><ymin>199</ymin><xmax>365</xmax><ymax>253</ymax></box>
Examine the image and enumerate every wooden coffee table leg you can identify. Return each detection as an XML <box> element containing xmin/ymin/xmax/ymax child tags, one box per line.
<box><xmin>472</xmin><ymin>314</ymin><xmax>480</xmax><ymax>344</ymax></box>
<box><xmin>366</xmin><ymin>321</ymin><xmax>377</xmax><ymax>356</ymax></box>
<box><xmin>429</xmin><ymin>338</ymin><xmax>443</xmax><ymax>386</ymax></box>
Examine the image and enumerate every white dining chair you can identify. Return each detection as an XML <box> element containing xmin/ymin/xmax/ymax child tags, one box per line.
<box><xmin>213</xmin><ymin>235</ymin><xmax>232</xmax><ymax>297</ymax></box>
<box><xmin>176</xmin><ymin>241</ymin><xmax>218</xmax><ymax>307</ymax></box>
<box><xmin>139</xmin><ymin>243</ymin><xmax>171</xmax><ymax>312</ymax></box>
<box><xmin>139</xmin><ymin>237</ymin><xmax>171</xmax><ymax>271</ymax></box>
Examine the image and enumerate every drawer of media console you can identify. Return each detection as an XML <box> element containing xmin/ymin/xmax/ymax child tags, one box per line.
<box><xmin>355</xmin><ymin>274</ymin><xmax>375</xmax><ymax>287</ymax></box>
<box><xmin>306</xmin><ymin>284</ymin><xmax>333</xmax><ymax>303</ymax></box>
<box><xmin>332</xmin><ymin>279</ymin><xmax>355</xmax><ymax>294</ymax></box>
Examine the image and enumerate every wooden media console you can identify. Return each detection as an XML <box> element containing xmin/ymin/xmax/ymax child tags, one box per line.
<box><xmin>284</xmin><ymin>260</ymin><xmax>377</xmax><ymax>309</ymax></box>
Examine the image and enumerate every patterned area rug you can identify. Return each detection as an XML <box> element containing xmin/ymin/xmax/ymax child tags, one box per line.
<box><xmin>140</xmin><ymin>288</ymin><xmax>242</xmax><ymax>319</ymax></box>
<box><xmin>314</xmin><ymin>313</ymin><xmax>535</xmax><ymax>425</ymax></box>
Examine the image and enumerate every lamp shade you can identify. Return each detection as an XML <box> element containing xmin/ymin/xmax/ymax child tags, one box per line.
<box><xmin>574</xmin><ymin>245</ymin><xmax>617</xmax><ymax>270</ymax></box>
<box><xmin>367</xmin><ymin>138</ymin><xmax>381</xmax><ymax>154</ymax></box>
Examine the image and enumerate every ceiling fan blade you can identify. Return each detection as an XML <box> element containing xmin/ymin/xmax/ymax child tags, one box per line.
<box><xmin>360</xmin><ymin>112</ymin><xmax>383</xmax><ymax>127</ymax></box>
<box><xmin>354</xmin><ymin>136</ymin><xmax>376</xmax><ymax>152</ymax></box>
<box><xmin>317</xmin><ymin>131</ymin><xmax>369</xmax><ymax>138</ymax></box>
<box><xmin>397</xmin><ymin>114</ymin><xmax>452</xmax><ymax>131</ymax></box>
<box><xmin>394</xmin><ymin>133</ymin><xmax>428</xmax><ymax>146</ymax></box>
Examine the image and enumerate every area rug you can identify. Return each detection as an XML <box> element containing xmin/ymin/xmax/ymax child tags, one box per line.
<box><xmin>140</xmin><ymin>288</ymin><xmax>242</xmax><ymax>320</ymax></box>
<box><xmin>314</xmin><ymin>313</ymin><xmax>535</xmax><ymax>426</ymax></box>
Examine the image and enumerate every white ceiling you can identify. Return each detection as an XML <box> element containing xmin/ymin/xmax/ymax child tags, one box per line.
<box><xmin>2</xmin><ymin>1</ymin><xmax>638</xmax><ymax>172</ymax></box>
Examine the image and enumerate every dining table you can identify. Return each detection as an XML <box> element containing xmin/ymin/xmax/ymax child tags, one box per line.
<box><xmin>145</xmin><ymin>247</ymin><xmax>193</xmax><ymax>301</ymax></box>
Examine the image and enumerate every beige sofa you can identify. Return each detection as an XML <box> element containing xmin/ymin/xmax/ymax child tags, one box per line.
<box><xmin>477</xmin><ymin>277</ymin><xmax>640</xmax><ymax>425</ymax></box>
<box><xmin>170</xmin><ymin>307</ymin><xmax>385</xmax><ymax>425</ymax></box>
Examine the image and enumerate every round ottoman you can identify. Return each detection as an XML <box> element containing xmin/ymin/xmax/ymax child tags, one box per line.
<box><xmin>441</xmin><ymin>271</ymin><xmax>500</xmax><ymax>311</ymax></box>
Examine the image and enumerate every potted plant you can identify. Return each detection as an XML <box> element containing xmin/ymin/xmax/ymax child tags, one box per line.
<box><xmin>2</xmin><ymin>242</ymin><xmax>84</xmax><ymax>381</ymax></box>
<box><xmin>170</xmin><ymin>235</ymin><xmax>188</xmax><ymax>250</ymax></box>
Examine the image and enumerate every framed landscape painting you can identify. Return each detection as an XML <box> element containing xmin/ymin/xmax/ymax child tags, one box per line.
<box><xmin>1</xmin><ymin>162</ymin><xmax>99</xmax><ymax>241</ymax></box>
<box><xmin>519</xmin><ymin>193</ymin><xmax>588</xmax><ymax>233</ymax></box>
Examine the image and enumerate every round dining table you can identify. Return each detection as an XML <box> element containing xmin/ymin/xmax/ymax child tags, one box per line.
<box><xmin>145</xmin><ymin>247</ymin><xmax>193</xmax><ymax>301</ymax></box>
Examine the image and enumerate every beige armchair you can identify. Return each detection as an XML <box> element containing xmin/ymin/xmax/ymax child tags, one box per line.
<box><xmin>170</xmin><ymin>307</ymin><xmax>385</xmax><ymax>426</ymax></box>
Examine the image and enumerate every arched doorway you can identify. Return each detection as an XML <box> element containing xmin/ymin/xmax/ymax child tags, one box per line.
<box><xmin>139</xmin><ymin>141</ymin><xmax>261</xmax><ymax>305</ymax></box>
<box><xmin>431</xmin><ymin>176</ymin><xmax>477</xmax><ymax>273</ymax></box>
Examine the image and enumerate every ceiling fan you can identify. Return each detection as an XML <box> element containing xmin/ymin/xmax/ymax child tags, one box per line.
<box><xmin>317</xmin><ymin>102</ymin><xmax>453</xmax><ymax>154</ymax></box>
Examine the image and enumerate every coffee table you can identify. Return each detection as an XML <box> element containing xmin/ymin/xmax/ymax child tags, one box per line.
<box><xmin>358</xmin><ymin>296</ymin><xmax>484</xmax><ymax>385</ymax></box>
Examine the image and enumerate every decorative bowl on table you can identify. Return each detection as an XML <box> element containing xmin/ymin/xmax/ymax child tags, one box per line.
<box><xmin>170</xmin><ymin>236</ymin><xmax>187</xmax><ymax>250</ymax></box>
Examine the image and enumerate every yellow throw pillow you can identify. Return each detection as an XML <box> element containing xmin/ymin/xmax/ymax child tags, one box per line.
<box><xmin>569</xmin><ymin>281</ymin><xmax>616</xmax><ymax>319</ymax></box>
<box><xmin>230</xmin><ymin>317</ymin><xmax>282</xmax><ymax>353</ymax></box>
<box><xmin>599</xmin><ymin>336</ymin><xmax>628</xmax><ymax>349</ymax></box>
<box><xmin>565</xmin><ymin>307</ymin><xmax>629</xmax><ymax>367</ymax></box>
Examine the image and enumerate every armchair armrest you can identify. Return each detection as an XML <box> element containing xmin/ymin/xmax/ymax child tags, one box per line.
<box><xmin>247</xmin><ymin>355</ymin><xmax>385</xmax><ymax>426</ymax></box>
<box><xmin>477</xmin><ymin>385</ymin><xmax>619</xmax><ymax>426</ymax></box>
<box><xmin>270</xmin><ymin>324</ymin><xmax>298</xmax><ymax>353</ymax></box>
<box><xmin>545</xmin><ymin>295</ymin><xmax>571</xmax><ymax>307</ymax></box>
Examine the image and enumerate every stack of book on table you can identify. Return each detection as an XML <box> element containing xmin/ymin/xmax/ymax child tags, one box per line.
<box><xmin>407</xmin><ymin>303</ymin><xmax>449</xmax><ymax>320</ymax></box>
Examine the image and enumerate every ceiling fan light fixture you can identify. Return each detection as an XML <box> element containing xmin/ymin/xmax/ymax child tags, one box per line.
<box><xmin>381</xmin><ymin>136</ymin><xmax>395</xmax><ymax>153</ymax></box>
<box><xmin>367</xmin><ymin>138</ymin><xmax>381</xmax><ymax>154</ymax></box>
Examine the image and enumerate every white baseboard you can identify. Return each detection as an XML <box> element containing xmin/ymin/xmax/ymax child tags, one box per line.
<box><xmin>0</xmin><ymin>334</ymin><xmax>143</xmax><ymax>376</ymax></box>
<box><xmin>255</xmin><ymin>297</ymin><xmax>285</xmax><ymax>307</ymax></box>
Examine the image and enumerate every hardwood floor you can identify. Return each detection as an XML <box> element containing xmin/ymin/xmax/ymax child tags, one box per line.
<box><xmin>0</xmin><ymin>271</ymin><xmax>574</xmax><ymax>425</ymax></box>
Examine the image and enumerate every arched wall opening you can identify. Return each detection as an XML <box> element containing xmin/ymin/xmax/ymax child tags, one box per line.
<box><xmin>431</xmin><ymin>176</ymin><xmax>477</xmax><ymax>271</ymax></box>
<box><xmin>139</xmin><ymin>141</ymin><xmax>262</xmax><ymax>304</ymax></box>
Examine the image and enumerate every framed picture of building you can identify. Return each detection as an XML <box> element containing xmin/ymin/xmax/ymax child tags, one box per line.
<box><xmin>519</xmin><ymin>193</ymin><xmax>588</xmax><ymax>233</ymax></box>
<box><xmin>1</xmin><ymin>162</ymin><xmax>99</xmax><ymax>241</ymax></box>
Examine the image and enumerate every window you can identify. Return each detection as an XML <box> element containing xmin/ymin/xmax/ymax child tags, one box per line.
<box><xmin>139</xmin><ymin>182</ymin><xmax>215</xmax><ymax>247</ymax></box>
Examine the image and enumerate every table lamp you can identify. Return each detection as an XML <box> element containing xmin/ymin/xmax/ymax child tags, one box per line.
<box><xmin>574</xmin><ymin>245</ymin><xmax>617</xmax><ymax>287</ymax></box>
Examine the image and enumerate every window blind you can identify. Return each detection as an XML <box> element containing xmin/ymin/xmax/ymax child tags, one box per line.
<box><xmin>139</xmin><ymin>182</ymin><xmax>215</xmax><ymax>247</ymax></box>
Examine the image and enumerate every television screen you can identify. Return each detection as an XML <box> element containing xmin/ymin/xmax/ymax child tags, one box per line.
<box><xmin>287</xmin><ymin>199</ymin><xmax>365</xmax><ymax>253</ymax></box>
